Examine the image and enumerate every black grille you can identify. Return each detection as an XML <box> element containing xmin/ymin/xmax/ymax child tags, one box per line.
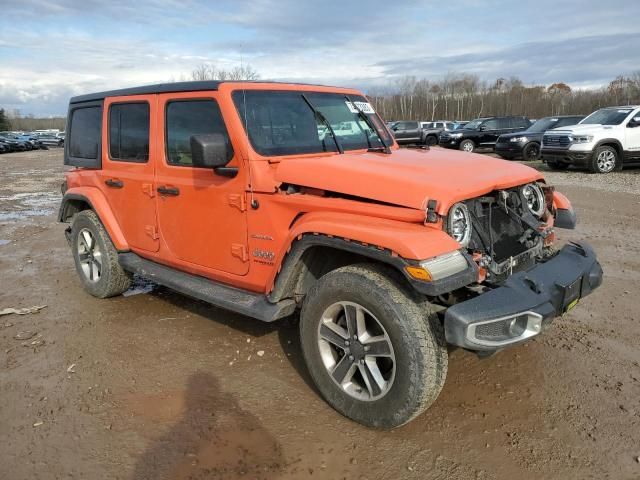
<box><xmin>543</xmin><ymin>134</ymin><xmax>571</xmax><ymax>147</ymax></box>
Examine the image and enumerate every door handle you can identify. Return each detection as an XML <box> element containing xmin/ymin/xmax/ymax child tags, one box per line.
<box><xmin>157</xmin><ymin>185</ymin><xmax>180</xmax><ymax>196</ymax></box>
<box><xmin>105</xmin><ymin>178</ymin><xmax>124</xmax><ymax>188</ymax></box>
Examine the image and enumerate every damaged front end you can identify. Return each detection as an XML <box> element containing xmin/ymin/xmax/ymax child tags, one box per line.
<box><xmin>441</xmin><ymin>183</ymin><xmax>603</xmax><ymax>352</ymax></box>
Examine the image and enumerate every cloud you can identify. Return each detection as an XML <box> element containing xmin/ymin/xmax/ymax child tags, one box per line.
<box><xmin>0</xmin><ymin>0</ymin><xmax>638</xmax><ymax>115</ymax></box>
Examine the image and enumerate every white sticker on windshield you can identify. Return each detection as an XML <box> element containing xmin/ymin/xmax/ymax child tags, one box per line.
<box><xmin>345</xmin><ymin>101</ymin><xmax>375</xmax><ymax>114</ymax></box>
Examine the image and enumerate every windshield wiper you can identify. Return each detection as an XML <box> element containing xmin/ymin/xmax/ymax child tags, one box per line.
<box><xmin>344</xmin><ymin>94</ymin><xmax>391</xmax><ymax>154</ymax></box>
<box><xmin>301</xmin><ymin>94</ymin><xmax>344</xmax><ymax>154</ymax></box>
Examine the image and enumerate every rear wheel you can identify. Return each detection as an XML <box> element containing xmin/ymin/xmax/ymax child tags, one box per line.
<box><xmin>590</xmin><ymin>145</ymin><xmax>618</xmax><ymax>173</ymax></box>
<box><xmin>523</xmin><ymin>142</ymin><xmax>541</xmax><ymax>161</ymax></box>
<box><xmin>299</xmin><ymin>264</ymin><xmax>448</xmax><ymax>428</ymax></box>
<box><xmin>459</xmin><ymin>139</ymin><xmax>475</xmax><ymax>153</ymax></box>
<box><xmin>71</xmin><ymin>210</ymin><xmax>131</xmax><ymax>298</ymax></box>
<box><xmin>424</xmin><ymin>135</ymin><xmax>438</xmax><ymax>146</ymax></box>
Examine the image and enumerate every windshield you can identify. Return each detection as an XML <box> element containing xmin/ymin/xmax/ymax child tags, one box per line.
<box><xmin>580</xmin><ymin>108</ymin><xmax>633</xmax><ymax>126</ymax></box>
<box><xmin>232</xmin><ymin>91</ymin><xmax>391</xmax><ymax>156</ymax></box>
<box><xmin>526</xmin><ymin>117</ymin><xmax>565</xmax><ymax>133</ymax></box>
<box><xmin>462</xmin><ymin>118</ymin><xmax>485</xmax><ymax>130</ymax></box>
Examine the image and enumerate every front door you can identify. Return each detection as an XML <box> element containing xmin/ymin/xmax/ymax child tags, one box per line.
<box><xmin>625</xmin><ymin>111</ymin><xmax>640</xmax><ymax>163</ymax></box>
<box><xmin>99</xmin><ymin>95</ymin><xmax>159</xmax><ymax>252</ymax></box>
<box><xmin>479</xmin><ymin>119</ymin><xmax>500</xmax><ymax>146</ymax></box>
<box><xmin>155</xmin><ymin>93</ymin><xmax>249</xmax><ymax>275</ymax></box>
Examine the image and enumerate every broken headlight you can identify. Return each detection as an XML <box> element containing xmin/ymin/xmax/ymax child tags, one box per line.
<box><xmin>521</xmin><ymin>183</ymin><xmax>545</xmax><ymax>217</ymax></box>
<box><xmin>447</xmin><ymin>202</ymin><xmax>472</xmax><ymax>247</ymax></box>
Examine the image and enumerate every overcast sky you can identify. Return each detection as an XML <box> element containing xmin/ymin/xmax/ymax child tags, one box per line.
<box><xmin>1</xmin><ymin>0</ymin><xmax>639</xmax><ymax>116</ymax></box>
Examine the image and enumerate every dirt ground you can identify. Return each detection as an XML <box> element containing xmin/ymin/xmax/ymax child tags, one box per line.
<box><xmin>1</xmin><ymin>148</ymin><xmax>639</xmax><ymax>480</ymax></box>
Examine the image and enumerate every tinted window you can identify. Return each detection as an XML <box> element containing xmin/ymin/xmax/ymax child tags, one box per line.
<box><xmin>483</xmin><ymin>119</ymin><xmax>499</xmax><ymax>129</ymax></box>
<box><xmin>166</xmin><ymin>100</ymin><xmax>232</xmax><ymax>166</ymax></box>
<box><xmin>109</xmin><ymin>103</ymin><xmax>149</xmax><ymax>162</ymax></box>
<box><xmin>557</xmin><ymin>117</ymin><xmax>581</xmax><ymax>127</ymax></box>
<box><xmin>514</xmin><ymin>117</ymin><xmax>530</xmax><ymax>129</ymax></box>
<box><xmin>406</xmin><ymin>122</ymin><xmax>419</xmax><ymax>129</ymax></box>
<box><xmin>69</xmin><ymin>106</ymin><xmax>101</xmax><ymax>159</ymax></box>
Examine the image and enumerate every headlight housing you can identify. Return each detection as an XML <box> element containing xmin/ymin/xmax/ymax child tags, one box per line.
<box><xmin>510</xmin><ymin>136</ymin><xmax>528</xmax><ymax>143</ymax></box>
<box><xmin>571</xmin><ymin>135</ymin><xmax>594</xmax><ymax>144</ymax></box>
<box><xmin>521</xmin><ymin>183</ymin><xmax>545</xmax><ymax>217</ymax></box>
<box><xmin>446</xmin><ymin>202</ymin><xmax>472</xmax><ymax>247</ymax></box>
<box><xmin>450</xmin><ymin>132</ymin><xmax>463</xmax><ymax>138</ymax></box>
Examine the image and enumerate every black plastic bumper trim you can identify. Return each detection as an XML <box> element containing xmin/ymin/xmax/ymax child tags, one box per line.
<box><xmin>555</xmin><ymin>208</ymin><xmax>577</xmax><ymax>229</ymax></box>
<box><xmin>444</xmin><ymin>242</ymin><xmax>602</xmax><ymax>351</ymax></box>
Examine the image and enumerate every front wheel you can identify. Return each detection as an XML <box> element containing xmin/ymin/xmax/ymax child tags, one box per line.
<box><xmin>424</xmin><ymin>135</ymin><xmax>438</xmax><ymax>146</ymax></box>
<box><xmin>523</xmin><ymin>142</ymin><xmax>541</xmax><ymax>161</ymax></box>
<box><xmin>459</xmin><ymin>139</ymin><xmax>475</xmax><ymax>153</ymax></box>
<box><xmin>590</xmin><ymin>146</ymin><xmax>619</xmax><ymax>173</ymax></box>
<box><xmin>299</xmin><ymin>264</ymin><xmax>448</xmax><ymax>428</ymax></box>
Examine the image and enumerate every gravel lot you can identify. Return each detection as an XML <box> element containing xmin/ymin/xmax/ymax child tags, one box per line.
<box><xmin>1</xmin><ymin>148</ymin><xmax>639</xmax><ymax>480</ymax></box>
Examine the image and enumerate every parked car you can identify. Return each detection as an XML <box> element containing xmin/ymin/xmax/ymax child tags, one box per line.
<box><xmin>38</xmin><ymin>133</ymin><xmax>65</xmax><ymax>147</ymax></box>
<box><xmin>495</xmin><ymin>115</ymin><xmax>585</xmax><ymax>161</ymax></box>
<box><xmin>0</xmin><ymin>141</ymin><xmax>9</xmax><ymax>153</ymax></box>
<box><xmin>0</xmin><ymin>135</ymin><xmax>28</xmax><ymax>151</ymax></box>
<box><xmin>59</xmin><ymin>80</ymin><xmax>602</xmax><ymax>428</ymax></box>
<box><xmin>453</xmin><ymin>121</ymin><xmax>469</xmax><ymax>129</ymax></box>
<box><xmin>439</xmin><ymin>116</ymin><xmax>531</xmax><ymax>152</ymax></box>
<box><xmin>419</xmin><ymin>121</ymin><xmax>456</xmax><ymax>145</ymax></box>
<box><xmin>541</xmin><ymin>106</ymin><xmax>640</xmax><ymax>173</ymax></box>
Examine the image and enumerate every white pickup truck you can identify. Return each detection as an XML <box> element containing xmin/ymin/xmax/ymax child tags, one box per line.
<box><xmin>541</xmin><ymin>105</ymin><xmax>640</xmax><ymax>173</ymax></box>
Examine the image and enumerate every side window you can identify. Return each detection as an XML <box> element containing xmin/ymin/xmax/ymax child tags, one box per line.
<box><xmin>109</xmin><ymin>102</ymin><xmax>150</xmax><ymax>162</ymax></box>
<box><xmin>69</xmin><ymin>106</ymin><xmax>101</xmax><ymax>160</ymax></box>
<box><xmin>407</xmin><ymin>122</ymin><xmax>419</xmax><ymax>129</ymax></box>
<box><xmin>483</xmin><ymin>119</ymin><xmax>499</xmax><ymax>130</ymax></box>
<box><xmin>517</xmin><ymin>118</ymin><xmax>530</xmax><ymax>129</ymax></box>
<box><xmin>166</xmin><ymin>99</ymin><xmax>232</xmax><ymax>167</ymax></box>
<box><xmin>395</xmin><ymin>122</ymin><xmax>407</xmax><ymax>130</ymax></box>
<box><xmin>435</xmin><ymin>122</ymin><xmax>444</xmax><ymax>128</ymax></box>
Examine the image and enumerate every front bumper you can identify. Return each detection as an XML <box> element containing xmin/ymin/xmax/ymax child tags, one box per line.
<box><xmin>542</xmin><ymin>148</ymin><xmax>594</xmax><ymax>166</ymax></box>
<box><xmin>495</xmin><ymin>142</ymin><xmax>524</xmax><ymax>156</ymax></box>
<box><xmin>444</xmin><ymin>242</ymin><xmax>603</xmax><ymax>351</ymax></box>
<box><xmin>439</xmin><ymin>138</ymin><xmax>461</xmax><ymax>149</ymax></box>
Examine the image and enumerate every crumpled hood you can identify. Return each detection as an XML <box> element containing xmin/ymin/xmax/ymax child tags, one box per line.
<box><xmin>275</xmin><ymin>147</ymin><xmax>543</xmax><ymax>214</ymax></box>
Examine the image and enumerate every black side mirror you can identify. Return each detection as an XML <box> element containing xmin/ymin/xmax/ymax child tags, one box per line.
<box><xmin>628</xmin><ymin>117</ymin><xmax>640</xmax><ymax>128</ymax></box>
<box><xmin>190</xmin><ymin>133</ymin><xmax>236</xmax><ymax>177</ymax></box>
<box><xmin>478</xmin><ymin>125</ymin><xmax>487</xmax><ymax>131</ymax></box>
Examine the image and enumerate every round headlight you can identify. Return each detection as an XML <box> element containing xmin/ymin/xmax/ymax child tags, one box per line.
<box><xmin>447</xmin><ymin>202</ymin><xmax>472</xmax><ymax>247</ymax></box>
<box><xmin>521</xmin><ymin>183</ymin><xmax>545</xmax><ymax>217</ymax></box>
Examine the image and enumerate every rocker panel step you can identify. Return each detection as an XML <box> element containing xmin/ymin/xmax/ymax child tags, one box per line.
<box><xmin>118</xmin><ymin>252</ymin><xmax>296</xmax><ymax>322</ymax></box>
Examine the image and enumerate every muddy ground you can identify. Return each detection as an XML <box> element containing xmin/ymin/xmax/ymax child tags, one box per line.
<box><xmin>1</xmin><ymin>148</ymin><xmax>639</xmax><ymax>480</ymax></box>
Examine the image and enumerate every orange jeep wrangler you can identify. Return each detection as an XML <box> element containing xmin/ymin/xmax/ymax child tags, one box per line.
<box><xmin>59</xmin><ymin>81</ymin><xmax>602</xmax><ymax>428</ymax></box>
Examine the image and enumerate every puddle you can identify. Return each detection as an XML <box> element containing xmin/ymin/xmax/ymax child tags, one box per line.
<box><xmin>0</xmin><ymin>191</ymin><xmax>61</xmax><ymax>221</ymax></box>
<box><xmin>122</xmin><ymin>275</ymin><xmax>157</xmax><ymax>297</ymax></box>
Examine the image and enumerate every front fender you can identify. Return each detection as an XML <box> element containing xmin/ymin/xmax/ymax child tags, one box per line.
<box><xmin>286</xmin><ymin>211</ymin><xmax>460</xmax><ymax>260</ymax></box>
<box><xmin>268</xmin><ymin>211</ymin><xmax>477</xmax><ymax>300</ymax></box>
<box><xmin>59</xmin><ymin>186</ymin><xmax>129</xmax><ymax>251</ymax></box>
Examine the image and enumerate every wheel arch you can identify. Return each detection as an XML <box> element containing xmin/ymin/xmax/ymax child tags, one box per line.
<box><xmin>595</xmin><ymin>138</ymin><xmax>624</xmax><ymax>156</ymax></box>
<box><xmin>59</xmin><ymin>187</ymin><xmax>129</xmax><ymax>251</ymax></box>
<box><xmin>268</xmin><ymin>212</ymin><xmax>474</xmax><ymax>303</ymax></box>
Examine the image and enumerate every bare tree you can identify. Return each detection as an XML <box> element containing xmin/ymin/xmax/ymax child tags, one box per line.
<box><xmin>191</xmin><ymin>63</ymin><xmax>260</xmax><ymax>81</ymax></box>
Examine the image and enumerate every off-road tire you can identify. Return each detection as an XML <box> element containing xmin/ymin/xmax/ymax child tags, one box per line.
<box><xmin>546</xmin><ymin>159</ymin><xmax>569</xmax><ymax>170</ymax></box>
<box><xmin>71</xmin><ymin>210</ymin><xmax>131</xmax><ymax>298</ymax></box>
<box><xmin>299</xmin><ymin>264</ymin><xmax>448</xmax><ymax>428</ymax></box>
<box><xmin>523</xmin><ymin>142</ymin><xmax>541</xmax><ymax>161</ymax></box>
<box><xmin>589</xmin><ymin>145</ymin><xmax>619</xmax><ymax>173</ymax></box>
<box><xmin>459</xmin><ymin>139</ymin><xmax>475</xmax><ymax>153</ymax></box>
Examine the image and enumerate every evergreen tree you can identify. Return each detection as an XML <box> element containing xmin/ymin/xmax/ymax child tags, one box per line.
<box><xmin>0</xmin><ymin>109</ymin><xmax>10</xmax><ymax>131</ymax></box>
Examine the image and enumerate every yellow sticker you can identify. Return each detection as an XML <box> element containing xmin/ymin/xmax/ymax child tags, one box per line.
<box><xmin>565</xmin><ymin>298</ymin><xmax>579</xmax><ymax>312</ymax></box>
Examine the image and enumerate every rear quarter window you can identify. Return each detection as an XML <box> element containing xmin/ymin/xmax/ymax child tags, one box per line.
<box><xmin>65</xmin><ymin>103</ymin><xmax>102</xmax><ymax>168</ymax></box>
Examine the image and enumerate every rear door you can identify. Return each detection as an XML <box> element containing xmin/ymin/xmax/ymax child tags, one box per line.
<box><xmin>625</xmin><ymin>109</ymin><xmax>640</xmax><ymax>163</ymax></box>
<box><xmin>99</xmin><ymin>96</ymin><xmax>159</xmax><ymax>252</ymax></box>
<box><xmin>155</xmin><ymin>92</ymin><xmax>249</xmax><ymax>275</ymax></box>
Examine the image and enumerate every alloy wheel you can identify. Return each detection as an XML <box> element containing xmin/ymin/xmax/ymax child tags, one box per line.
<box><xmin>596</xmin><ymin>150</ymin><xmax>616</xmax><ymax>172</ymax></box>
<box><xmin>77</xmin><ymin>228</ymin><xmax>102</xmax><ymax>282</ymax></box>
<box><xmin>317</xmin><ymin>301</ymin><xmax>396</xmax><ymax>401</ymax></box>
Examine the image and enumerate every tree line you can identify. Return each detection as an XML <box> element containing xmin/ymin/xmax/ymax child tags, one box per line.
<box><xmin>367</xmin><ymin>72</ymin><xmax>640</xmax><ymax>121</ymax></box>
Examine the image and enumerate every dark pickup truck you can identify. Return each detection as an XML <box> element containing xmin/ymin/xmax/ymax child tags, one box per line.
<box><xmin>439</xmin><ymin>116</ymin><xmax>531</xmax><ymax>153</ymax></box>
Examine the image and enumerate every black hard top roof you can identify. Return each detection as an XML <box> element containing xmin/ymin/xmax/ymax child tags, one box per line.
<box><xmin>69</xmin><ymin>80</ymin><xmax>346</xmax><ymax>104</ymax></box>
